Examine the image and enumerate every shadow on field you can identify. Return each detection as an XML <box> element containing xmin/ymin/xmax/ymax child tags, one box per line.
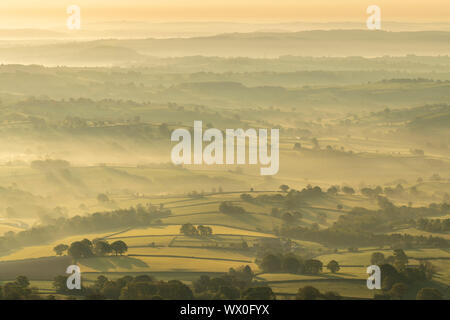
<box><xmin>80</xmin><ymin>256</ymin><xmax>149</xmax><ymax>271</ymax></box>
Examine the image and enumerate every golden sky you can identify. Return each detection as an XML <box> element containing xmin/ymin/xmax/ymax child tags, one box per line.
<box><xmin>0</xmin><ymin>0</ymin><xmax>449</xmax><ymax>27</ymax></box>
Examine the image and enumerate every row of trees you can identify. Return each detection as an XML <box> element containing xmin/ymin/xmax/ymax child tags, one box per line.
<box><xmin>180</xmin><ymin>223</ymin><xmax>213</xmax><ymax>237</ymax></box>
<box><xmin>258</xmin><ymin>253</ymin><xmax>333</xmax><ymax>275</ymax></box>
<box><xmin>192</xmin><ymin>266</ymin><xmax>275</xmax><ymax>300</ymax></box>
<box><xmin>368</xmin><ymin>249</ymin><xmax>442</xmax><ymax>300</ymax></box>
<box><xmin>52</xmin><ymin>265</ymin><xmax>276</xmax><ymax>300</ymax></box>
<box><xmin>0</xmin><ymin>204</ymin><xmax>167</xmax><ymax>253</ymax></box>
<box><xmin>296</xmin><ymin>286</ymin><xmax>341</xmax><ymax>300</ymax></box>
<box><xmin>54</xmin><ymin>274</ymin><xmax>193</xmax><ymax>300</ymax></box>
<box><xmin>54</xmin><ymin>238</ymin><xmax>128</xmax><ymax>259</ymax></box>
<box><xmin>219</xmin><ymin>202</ymin><xmax>246</xmax><ymax>214</ymax></box>
<box><xmin>0</xmin><ymin>276</ymin><xmax>40</xmax><ymax>300</ymax></box>
<box><xmin>278</xmin><ymin>200</ymin><xmax>450</xmax><ymax>248</ymax></box>
<box><xmin>416</xmin><ymin>218</ymin><xmax>450</xmax><ymax>233</ymax></box>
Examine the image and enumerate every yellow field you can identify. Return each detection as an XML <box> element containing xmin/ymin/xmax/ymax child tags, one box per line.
<box><xmin>113</xmin><ymin>235</ymin><xmax>175</xmax><ymax>247</ymax></box>
<box><xmin>316</xmin><ymin>249</ymin><xmax>393</xmax><ymax>266</ymax></box>
<box><xmin>388</xmin><ymin>228</ymin><xmax>450</xmax><ymax>240</ymax></box>
<box><xmin>127</xmin><ymin>246</ymin><xmax>255</xmax><ymax>262</ymax></box>
<box><xmin>270</xmin><ymin>280</ymin><xmax>372</xmax><ymax>299</ymax></box>
<box><xmin>111</xmin><ymin>224</ymin><xmax>275</xmax><ymax>238</ymax></box>
<box><xmin>78</xmin><ymin>256</ymin><xmax>258</xmax><ymax>273</ymax></box>
<box><xmin>257</xmin><ymin>273</ymin><xmax>323</xmax><ymax>282</ymax></box>
<box><xmin>0</xmin><ymin>232</ymin><xmax>113</xmax><ymax>262</ymax></box>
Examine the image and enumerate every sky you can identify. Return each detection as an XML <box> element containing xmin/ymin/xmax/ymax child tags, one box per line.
<box><xmin>0</xmin><ymin>0</ymin><xmax>449</xmax><ymax>28</ymax></box>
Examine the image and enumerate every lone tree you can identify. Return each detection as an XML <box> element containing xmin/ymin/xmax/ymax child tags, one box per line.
<box><xmin>111</xmin><ymin>240</ymin><xmax>128</xmax><ymax>256</ymax></box>
<box><xmin>279</xmin><ymin>185</ymin><xmax>290</xmax><ymax>193</ymax></box>
<box><xmin>326</xmin><ymin>260</ymin><xmax>340</xmax><ymax>273</ymax></box>
<box><xmin>53</xmin><ymin>244</ymin><xmax>69</xmax><ymax>256</ymax></box>
<box><xmin>97</xmin><ymin>193</ymin><xmax>110</xmax><ymax>203</ymax></box>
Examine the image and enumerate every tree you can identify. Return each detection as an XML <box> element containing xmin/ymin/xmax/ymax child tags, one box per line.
<box><xmin>282</xmin><ymin>256</ymin><xmax>300</xmax><ymax>274</ymax></box>
<box><xmin>15</xmin><ymin>276</ymin><xmax>30</xmax><ymax>288</ymax></box>
<box><xmin>111</xmin><ymin>240</ymin><xmax>128</xmax><ymax>256</ymax></box>
<box><xmin>93</xmin><ymin>240</ymin><xmax>112</xmax><ymax>256</ymax></box>
<box><xmin>218</xmin><ymin>285</ymin><xmax>240</xmax><ymax>299</ymax></box>
<box><xmin>279</xmin><ymin>185</ymin><xmax>290</xmax><ymax>193</ymax></box>
<box><xmin>393</xmin><ymin>249</ymin><xmax>409</xmax><ymax>271</ymax></box>
<box><xmin>197</xmin><ymin>225</ymin><xmax>212</xmax><ymax>237</ymax></box>
<box><xmin>389</xmin><ymin>283</ymin><xmax>408</xmax><ymax>300</ymax></box>
<box><xmin>342</xmin><ymin>186</ymin><xmax>355</xmax><ymax>195</ymax></box>
<box><xmin>193</xmin><ymin>275</ymin><xmax>210</xmax><ymax>293</ymax></box>
<box><xmin>164</xmin><ymin>280</ymin><xmax>194</xmax><ymax>300</ymax></box>
<box><xmin>380</xmin><ymin>264</ymin><xmax>403</xmax><ymax>291</ymax></box>
<box><xmin>219</xmin><ymin>201</ymin><xmax>246</xmax><ymax>214</ymax></box>
<box><xmin>304</xmin><ymin>259</ymin><xmax>323</xmax><ymax>274</ymax></box>
<box><xmin>101</xmin><ymin>281</ymin><xmax>122</xmax><ymax>299</ymax></box>
<box><xmin>53</xmin><ymin>275</ymin><xmax>69</xmax><ymax>293</ymax></box>
<box><xmin>68</xmin><ymin>241</ymin><xmax>94</xmax><ymax>260</ymax></box>
<box><xmin>53</xmin><ymin>244</ymin><xmax>69</xmax><ymax>256</ymax></box>
<box><xmin>2</xmin><ymin>282</ymin><xmax>32</xmax><ymax>300</ymax></box>
<box><xmin>242</xmin><ymin>287</ymin><xmax>275</xmax><ymax>300</ymax></box>
<box><xmin>327</xmin><ymin>186</ymin><xmax>339</xmax><ymax>195</ymax></box>
<box><xmin>326</xmin><ymin>260</ymin><xmax>340</xmax><ymax>273</ymax></box>
<box><xmin>370</xmin><ymin>252</ymin><xmax>385</xmax><ymax>266</ymax></box>
<box><xmin>261</xmin><ymin>254</ymin><xmax>282</xmax><ymax>273</ymax></box>
<box><xmin>94</xmin><ymin>275</ymin><xmax>109</xmax><ymax>290</ymax></box>
<box><xmin>97</xmin><ymin>193</ymin><xmax>110</xmax><ymax>203</ymax></box>
<box><xmin>416</xmin><ymin>288</ymin><xmax>443</xmax><ymax>300</ymax></box>
<box><xmin>180</xmin><ymin>223</ymin><xmax>199</xmax><ymax>236</ymax></box>
<box><xmin>240</xmin><ymin>193</ymin><xmax>253</xmax><ymax>202</ymax></box>
<box><xmin>296</xmin><ymin>286</ymin><xmax>321</xmax><ymax>300</ymax></box>
<box><xmin>80</xmin><ymin>238</ymin><xmax>93</xmax><ymax>249</ymax></box>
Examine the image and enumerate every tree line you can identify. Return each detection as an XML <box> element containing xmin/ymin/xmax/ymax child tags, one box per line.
<box><xmin>54</xmin><ymin>238</ymin><xmax>128</xmax><ymax>260</ymax></box>
<box><xmin>256</xmin><ymin>253</ymin><xmax>339</xmax><ymax>275</ymax></box>
<box><xmin>416</xmin><ymin>218</ymin><xmax>450</xmax><ymax>233</ymax></box>
<box><xmin>180</xmin><ymin>223</ymin><xmax>213</xmax><ymax>237</ymax></box>
<box><xmin>0</xmin><ymin>204</ymin><xmax>167</xmax><ymax>253</ymax></box>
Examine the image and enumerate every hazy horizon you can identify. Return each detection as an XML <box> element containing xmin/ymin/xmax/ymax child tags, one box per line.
<box><xmin>1</xmin><ymin>0</ymin><xmax>450</xmax><ymax>29</ymax></box>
